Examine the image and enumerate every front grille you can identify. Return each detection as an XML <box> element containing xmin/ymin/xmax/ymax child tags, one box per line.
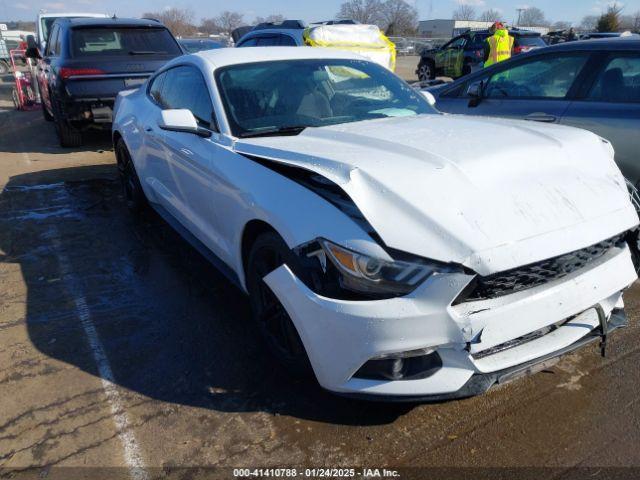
<box><xmin>458</xmin><ymin>235</ymin><xmax>625</xmax><ymax>303</ymax></box>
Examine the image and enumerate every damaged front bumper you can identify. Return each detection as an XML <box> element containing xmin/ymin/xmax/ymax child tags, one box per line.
<box><xmin>264</xmin><ymin>244</ymin><xmax>637</xmax><ymax>401</ymax></box>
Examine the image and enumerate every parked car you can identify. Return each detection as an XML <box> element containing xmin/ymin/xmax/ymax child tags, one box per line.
<box><xmin>389</xmin><ymin>36</ymin><xmax>415</xmax><ymax>56</ymax></box>
<box><xmin>178</xmin><ymin>38</ymin><xmax>224</xmax><ymax>53</ymax></box>
<box><xmin>112</xmin><ymin>47</ymin><xmax>638</xmax><ymax>401</ymax></box>
<box><xmin>581</xmin><ymin>32</ymin><xmax>639</xmax><ymax>40</ymax></box>
<box><xmin>235</xmin><ymin>20</ymin><xmax>305</xmax><ymax>47</ymax></box>
<box><xmin>416</xmin><ymin>28</ymin><xmax>547</xmax><ymax>81</ymax></box>
<box><xmin>27</xmin><ymin>17</ymin><xmax>182</xmax><ymax>147</ymax></box>
<box><xmin>0</xmin><ymin>36</ymin><xmax>9</xmax><ymax>75</ymax></box>
<box><xmin>36</xmin><ymin>12</ymin><xmax>107</xmax><ymax>51</ymax></box>
<box><xmin>425</xmin><ymin>38</ymin><xmax>640</xmax><ymax>186</ymax></box>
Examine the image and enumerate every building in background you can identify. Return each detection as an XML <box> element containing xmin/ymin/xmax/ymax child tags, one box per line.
<box><xmin>418</xmin><ymin>19</ymin><xmax>549</xmax><ymax>38</ymax></box>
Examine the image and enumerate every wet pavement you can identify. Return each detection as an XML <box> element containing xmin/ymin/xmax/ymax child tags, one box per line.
<box><xmin>1</xmin><ymin>106</ymin><xmax>640</xmax><ymax>480</ymax></box>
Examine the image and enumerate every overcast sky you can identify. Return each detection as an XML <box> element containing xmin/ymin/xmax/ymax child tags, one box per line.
<box><xmin>2</xmin><ymin>0</ymin><xmax>640</xmax><ymax>25</ymax></box>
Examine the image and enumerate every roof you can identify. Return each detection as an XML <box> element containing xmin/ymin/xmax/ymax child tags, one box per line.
<box><xmin>37</xmin><ymin>12</ymin><xmax>107</xmax><ymax>18</ymax></box>
<box><xmin>542</xmin><ymin>37</ymin><xmax>640</xmax><ymax>52</ymax></box>
<box><xmin>462</xmin><ymin>28</ymin><xmax>541</xmax><ymax>36</ymax></box>
<box><xmin>195</xmin><ymin>46</ymin><xmax>364</xmax><ymax>68</ymax></box>
<box><xmin>57</xmin><ymin>17</ymin><xmax>167</xmax><ymax>28</ymax></box>
<box><xmin>238</xmin><ymin>27</ymin><xmax>305</xmax><ymax>44</ymax></box>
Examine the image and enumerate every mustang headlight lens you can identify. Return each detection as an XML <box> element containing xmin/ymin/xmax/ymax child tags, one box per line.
<box><xmin>317</xmin><ymin>239</ymin><xmax>443</xmax><ymax>297</ymax></box>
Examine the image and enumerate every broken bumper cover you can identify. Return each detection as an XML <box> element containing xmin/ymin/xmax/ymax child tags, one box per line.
<box><xmin>264</xmin><ymin>244</ymin><xmax>637</xmax><ymax>400</ymax></box>
<box><xmin>340</xmin><ymin>309</ymin><xmax>628</xmax><ymax>403</ymax></box>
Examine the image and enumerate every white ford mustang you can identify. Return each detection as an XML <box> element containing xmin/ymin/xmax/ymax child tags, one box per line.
<box><xmin>113</xmin><ymin>47</ymin><xmax>639</xmax><ymax>400</ymax></box>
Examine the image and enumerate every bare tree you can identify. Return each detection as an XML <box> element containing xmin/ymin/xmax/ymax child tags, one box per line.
<box><xmin>479</xmin><ymin>9</ymin><xmax>502</xmax><ymax>23</ymax></box>
<box><xmin>200</xmin><ymin>18</ymin><xmax>222</xmax><ymax>35</ymax></box>
<box><xmin>337</xmin><ymin>0</ymin><xmax>384</xmax><ymax>25</ymax></box>
<box><xmin>215</xmin><ymin>11</ymin><xmax>245</xmax><ymax>33</ymax></box>
<box><xmin>552</xmin><ymin>21</ymin><xmax>572</xmax><ymax>30</ymax></box>
<box><xmin>633</xmin><ymin>11</ymin><xmax>640</xmax><ymax>31</ymax></box>
<box><xmin>143</xmin><ymin>8</ymin><xmax>196</xmax><ymax>37</ymax></box>
<box><xmin>452</xmin><ymin>4</ymin><xmax>476</xmax><ymax>21</ymax></box>
<box><xmin>620</xmin><ymin>15</ymin><xmax>635</xmax><ymax>30</ymax></box>
<box><xmin>254</xmin><ymin>14</ymin><xmax>286</xmax><ymax>25</ymax></box>
<box><xmin>381</xmin><ymin>0</ymin><xmax>418</xmax><ymax>35</ymax></box>
<box><xmin>519</xmin><ymin>7</ymin><xmax>549</xmax><ymax>27</ymax></box>
<box><xmin>580</xmin><ymin>15</ymin><xmax>598</xmax><ymax>31</ymax></box>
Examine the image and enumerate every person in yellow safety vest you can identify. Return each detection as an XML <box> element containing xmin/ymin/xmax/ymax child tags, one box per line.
<box><xmin>483</xmin><ymin>22</ymin><xmax>514</xmax><ymax>68</ymax></box>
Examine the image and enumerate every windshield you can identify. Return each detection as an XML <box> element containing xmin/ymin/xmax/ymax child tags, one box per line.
<box><xmin>71</xmin><ymin>27</ymin><xmax>181</xmax><ymax>57</ymax></box>
<box><xmin>216</xmin><ymin>59</ymin><xmax>436</xmax><ymax>138</ymax></box>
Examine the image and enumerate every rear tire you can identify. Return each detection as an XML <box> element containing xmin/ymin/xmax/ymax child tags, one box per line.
<box><xmin>116</xmin><ymin>139</ymin><xmax>147</xmax><ymax>215</ymax></box>
<box><xmin>52</xmin><ymin>98</ymin><xmax>82</xmax><ymax>148</ymax></box>
<box><xmin>11</xmin><ymin>88</ymin><xmax>20</xmax><ymax>110</ymax></box>
<box><xmin>246</xmin><ymin>232</ymin><xmax>313</xmax><ymax>378</ymax></box>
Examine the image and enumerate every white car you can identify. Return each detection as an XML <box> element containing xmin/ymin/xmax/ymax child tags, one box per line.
<box><xmin>112</xmin><ymin>47</ymin><xmax>639</xmax><ymax>401</ymax></box>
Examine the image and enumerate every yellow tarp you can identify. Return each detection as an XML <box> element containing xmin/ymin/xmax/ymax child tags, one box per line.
<box><xmin>303</xmin><ymin>24</ymin><xmax>396</xmax><ymax>72</ymax></box>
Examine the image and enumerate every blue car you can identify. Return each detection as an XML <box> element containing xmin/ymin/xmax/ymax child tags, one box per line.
<box><xmin>235</xmin><ymin>20</ymin><xmax>305</xmax><ymax>47</ymax></box>
<box><xmin>428</xmin><ymin>38</ymin><xmax>640</xmax><ymax>185</ymax></box>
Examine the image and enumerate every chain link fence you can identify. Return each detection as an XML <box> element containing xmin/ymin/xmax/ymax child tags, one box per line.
<box><xmin>388</xmin><ymin>37</ymin><xmax>450</xmax><ymax>56</ymax></box>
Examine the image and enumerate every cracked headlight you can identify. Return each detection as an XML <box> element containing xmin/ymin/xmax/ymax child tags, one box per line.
<box><xmin>294</xmin><ymin>239</ymin><xmax>458</xmax><ymax>299</ymax></box>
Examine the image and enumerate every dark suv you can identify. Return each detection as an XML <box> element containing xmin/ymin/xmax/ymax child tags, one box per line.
<box><xmin>416</xmin><ymin>28</ymin><xmax>547</xmax><ymax>81</ymax></box>
<box><xmin>28</xmin><ymin>17</ymin><xmax>182</xmax><ymax>147</ymax></box>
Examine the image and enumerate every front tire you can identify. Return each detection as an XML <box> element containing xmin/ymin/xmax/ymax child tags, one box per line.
<box><xmin>418</xmin><ymin>60</ymin><xmax>436</xmax><ymax>81</ymax></box>
<box><xmin>246</xmin><ymin>232</ymin><xmax>312</xmax><ymax>378</ymax></box>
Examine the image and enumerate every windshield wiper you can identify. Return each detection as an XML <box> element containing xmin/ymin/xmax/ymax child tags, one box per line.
<box><xmin>239</xmin><ymin>125</ymin><xmax>308</xmax><ymax>138</ymax></box>
<box><xmin>128</xmin><ymin>50</ymin><xmax>164</xmax><ymax>55</ymax></box>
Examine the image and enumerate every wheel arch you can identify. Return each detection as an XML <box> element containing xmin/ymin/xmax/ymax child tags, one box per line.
<box><xmin>240</xmin><ymin>219</ymin><xmax>281</xmax><ymax>289</ymax></box>
<box><xmin>112</xmin><ymin>131</ymin><xmax>127</xmax><ymax>172</ymax></box>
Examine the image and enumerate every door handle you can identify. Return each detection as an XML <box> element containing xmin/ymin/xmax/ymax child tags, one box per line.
<box><xmin>144</xmin><ymin>126</ymin><xmax>154</xmax><ymax>132</ymax></box>
<box><xmin>525</xmin><ymin>113</ymin><xmax>557</xmax><ymax>123</ymax></box>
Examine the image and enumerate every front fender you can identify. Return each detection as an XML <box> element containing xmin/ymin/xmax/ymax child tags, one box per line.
<box><xmin>214</xmin><ymin>151</ymin><xmax>392</xmax><ymax>290</ymax></box>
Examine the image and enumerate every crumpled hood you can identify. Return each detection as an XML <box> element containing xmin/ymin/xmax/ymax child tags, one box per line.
<box><xmin>235</xmin><ymin>114</ymin><xmax>639</xmax><ymax>275</ymax></box>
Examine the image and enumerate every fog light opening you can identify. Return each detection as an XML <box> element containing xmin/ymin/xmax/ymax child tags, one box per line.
<box><xmin>354</xmin><ymin>350</ymin><xmax>443</xmax><ymax>381</ymax></box>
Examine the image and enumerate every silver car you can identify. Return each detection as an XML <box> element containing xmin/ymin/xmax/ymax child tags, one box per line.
<box><xmin>428</xmin><ymin>38</ymin><xmax>640</xmax><ymax>185</ymax></box>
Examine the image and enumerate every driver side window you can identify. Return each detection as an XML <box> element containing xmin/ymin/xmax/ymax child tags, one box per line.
<box><xmin>445</xmin><ymin>37</ymin><xmax>466</xmax><ymax>50</ymax></box>
<box><xmin>484</xmin><ymin>53</ymin><xmax>589</xmax><ymax>99</ymax></box>
<box><xmin>160</xmin><ymin>66</ymin><xmax>216</xmax><ymax>130</ymax></box>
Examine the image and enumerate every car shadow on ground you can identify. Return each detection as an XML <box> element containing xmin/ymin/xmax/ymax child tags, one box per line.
<box><xmin>0</xmin><ymin>109</ymin><xmax>112</xmax><ymax>154</ymax></box>
<box><xmin>0</xmin><ymin>164</ymin><xmax>414</xmax><ymax>426</ymax></box>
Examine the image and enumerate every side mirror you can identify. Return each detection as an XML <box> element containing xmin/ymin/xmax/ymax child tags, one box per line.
<box><xmin>25</xmin><ymin>35</ymin><xmax>41</xmax><ymax>59</ymax></box>
<box><xmin>158</xmin><ymin>109</ymin><xmax>211</xmax><ymax>138</ymax></box>
<box><xmin>467</xmin><ymin>81</ymin><xmax>483</xmax><ymax>107</ymax></box>
<box><xmin>421</xmin><ymin>90</ymin><xmax>437</xmax><ymax>107</ymax></box>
